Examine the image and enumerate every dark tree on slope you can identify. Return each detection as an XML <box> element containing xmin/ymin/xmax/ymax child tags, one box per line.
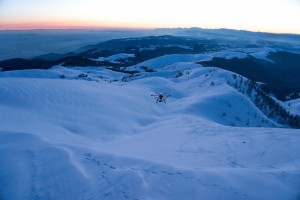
<box><xmin>229</xmin><ymin>74</ymin><xmax>300</xmax><ymax>129</ymax></box>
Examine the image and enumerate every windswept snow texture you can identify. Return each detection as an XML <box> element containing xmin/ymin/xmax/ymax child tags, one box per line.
<box><xmin>0</xmin><ymin>56</ymin><xmax>300</xmax><ymax>200</ymax></box>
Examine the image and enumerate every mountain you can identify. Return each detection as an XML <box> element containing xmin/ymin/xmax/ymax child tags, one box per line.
<box><xmin>199</xmin><ymin>51</ymin><xmax>300</xmax><ymax>100</ymax></box>
<box><xmin>1</xmin><ymin>34</ymin><xmax>300</xmax><ymax>100</ymax></box>
<box><xmin>1</xmin><ymin>32</ymin><xmax>300</xmax><ymax>199</ymax></box>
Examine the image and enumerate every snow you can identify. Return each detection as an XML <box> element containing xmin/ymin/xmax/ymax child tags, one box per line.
<box><xmin>287</xmin><ymin>98</ymin><xmax>300</xmax><ymax>115</ymax></box>
<box><xmin>214</xmin><ymin>51</ymin><xmax>248</xmax><ymax>59</ymax></box>
<box><xmin>138</xmin><ymin>44</ymin><xmax>193</xmax><ymax>52</ymax></box>
<box><xmin>90</xmin><ymin>53</ymin><xmax>135</xmax><ymax>63</ymax></box>
<box><xmin>138</xmin><ymin>45</ymin><xmax>159</xmax><ymax>51</ymax></box>
<box><xmin>0</xmin><ymin>54</ymin><xmax>299</xmax><ymax>200</ymax></box>
<box><xmin>164</xmin><ymin>44</ymin><xmax>194</xmax><ymax>50</ymax></box>
<box><xmin>250</xmin><ymin>52</ymin><xmax>274</xmax><ymax>62</ymax></box>
<box><xmin>129</xmin><ymin>47</ymin><xmax>277</xmax><ymax>72</ymax></box>
<box><xmin>235</xmin><ymin>47</ymin><xmax>276</xmax><ymax>62</ymax></box>
<box><xmin>107</xmin><ymin>53</ymin><xmax>135</xmax><ymax>61</ymax></box>
<box><xmin>128</xmin><ymin>54</ymin><xmax>212</xmax><ymax>71</ymax></box>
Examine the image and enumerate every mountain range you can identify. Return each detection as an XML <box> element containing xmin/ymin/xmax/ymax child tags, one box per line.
<box><xmin>0</xmin><ymin>29</ymin><xmax>300</xmax><ymax>200</ymax></box>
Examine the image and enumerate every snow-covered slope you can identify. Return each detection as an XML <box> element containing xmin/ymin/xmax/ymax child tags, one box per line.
<box><xmin>287</xmin><ymin>98</ymin><xmax>300</xmax><ymax>114</ymax></box>
<box><xmin>127</xmin><ymin>47</ymin><xmax>274</xmax><ymax>72</ymax></box>
<box><xmin>90</xmin><ymin>53</ymin><xmax>136</xmax><ymax>64</ymax></box>
<box><xmin>0</xmin><ymin>56</ymin><xmax>300</xmax><ymax>200</ymax></box>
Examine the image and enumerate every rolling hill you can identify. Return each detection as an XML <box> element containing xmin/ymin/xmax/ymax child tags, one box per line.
<box><xmin>0</xmin><ymin>32</ymin><xmax>300</xmax><ymax>199</ymax></box>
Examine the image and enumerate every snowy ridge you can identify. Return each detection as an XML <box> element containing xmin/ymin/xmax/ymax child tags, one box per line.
<box><xmin>90</xmin><ymin>53</ymin><xmax>135</xmax><ymax>64</ymax></box>
<box><xmin>127</xmin><ymin>47</ymin><xmax>276</xmax><ymax>72</ymax></box>
<box><xmin>0</xmin><ymin>52</ymin><xmax>300</xmax><ymax>199</ymax></box>
<box><xmin>235</xmin><ymin>47</ymin><xmax>276</xmax><ymax>62</ymax></box>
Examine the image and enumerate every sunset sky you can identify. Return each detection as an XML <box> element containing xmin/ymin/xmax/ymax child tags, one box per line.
<box><xmin>0</xmin><ymin>0</ymin><xmax>300</xmax><ymax>34</ymax></box>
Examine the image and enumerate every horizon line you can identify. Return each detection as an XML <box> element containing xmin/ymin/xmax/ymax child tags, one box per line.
<box><xmin>0</xmin><ymin>25</ymin><xmax>300</xmax><ymax>36</ymax></box>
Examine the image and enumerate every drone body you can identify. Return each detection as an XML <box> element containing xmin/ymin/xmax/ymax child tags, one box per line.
<box><xmin>151</xmin><ymin>92</ymin><xmax>171</xmax><ymax>103</ymax></box>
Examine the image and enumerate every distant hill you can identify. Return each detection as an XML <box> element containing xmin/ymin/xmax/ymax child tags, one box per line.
<box><xmin>1</xmin><ymin>34</ymin><xmax>300</xmax><ymax>101</ymax></box>
<box><xmin>199</xmin><ymin>51</ymin><xmax>300</xmax><ymax>100</ymax></box>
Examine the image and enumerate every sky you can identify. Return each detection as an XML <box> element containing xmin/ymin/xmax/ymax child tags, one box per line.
<box><xmin>0</xmin><ymin>0</ymin><xmax>300</xmax><ymax>34</ymax></box>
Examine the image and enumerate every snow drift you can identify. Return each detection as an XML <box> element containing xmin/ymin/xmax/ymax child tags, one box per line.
<box><xmin>0</xmin><ymin>53</ymin><xmax>300</xmax><ymax>200</ymax></box>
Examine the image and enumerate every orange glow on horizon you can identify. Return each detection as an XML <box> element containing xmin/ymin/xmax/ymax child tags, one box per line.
<box><xmin>0</xmin><ymin>21</ymin><xmax>157</xmax><ymax>30</ymax></box>
<box><xmin>1</xmin><ymin>22</ymin><xmax>300</xmax><ymax>35</ymax></box>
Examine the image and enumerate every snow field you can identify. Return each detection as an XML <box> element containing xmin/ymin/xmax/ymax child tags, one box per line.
<box><xmin>0</xmin><ymin>52</ymin><xmax>300</xmax><ymax>199</ymax></box>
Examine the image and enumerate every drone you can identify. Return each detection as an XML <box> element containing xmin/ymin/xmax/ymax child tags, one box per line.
<box><xmin>151</xmin><ymin>92</ymin><xmax>171</xmax><ymax>103</ymax></box>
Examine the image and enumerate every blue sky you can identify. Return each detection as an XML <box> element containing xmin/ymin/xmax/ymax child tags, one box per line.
<box><xmin>0</xmin><ymin>0</ymin><xmax>300</xmax><ymax>33</ymax></box>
